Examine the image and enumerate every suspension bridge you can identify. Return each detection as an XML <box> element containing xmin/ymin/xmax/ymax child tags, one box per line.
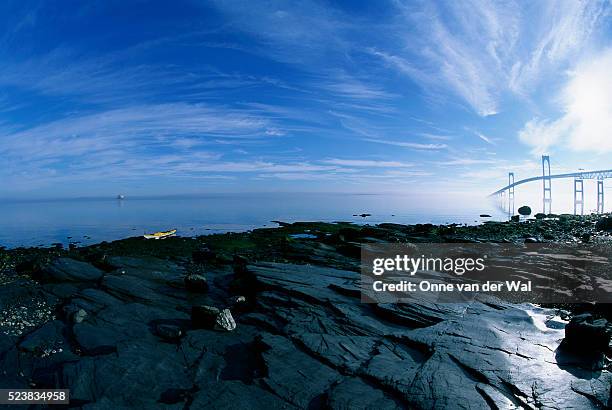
<box><xmin>490</xmin><ymin>155</ymin><xmax>611</xmax><ymax>215</ymax></box>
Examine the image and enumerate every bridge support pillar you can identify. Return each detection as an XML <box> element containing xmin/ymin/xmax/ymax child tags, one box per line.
<box><xmin>508</xmin><ymin>172</ymin><xmax>515</xmax><ymax>216</ymax></box>
<box><xmin>542</xmin><ymin>155</ymin><xmax>552</xmax><ymax>214</ymax></box>
<box><xmin>597</xmin><ymin>179</ymin><xmax>604</xmax><ymax>214</ymax></box>
<box><xmin>574</xmin><ymin>177</ymin><xmax>584</xmax><ymax>215</ymax></box>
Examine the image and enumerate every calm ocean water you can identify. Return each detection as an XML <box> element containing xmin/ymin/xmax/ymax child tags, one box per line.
<box><xmin>0</xmin><ymin>193</ymin><xmax>507</xmax><ymax>248</ymax></box>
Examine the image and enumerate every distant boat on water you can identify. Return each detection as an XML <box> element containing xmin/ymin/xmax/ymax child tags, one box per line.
<box><xmin>117</xmin><ymin>194</ymin><xmax>126</xmax><ymax>200</ymax></box>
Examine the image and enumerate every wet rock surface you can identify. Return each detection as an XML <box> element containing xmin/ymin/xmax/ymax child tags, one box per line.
<box><xmin>0</xmin><ymin>217</ymin><xmax>611</xmax><ymax>408</ymax></box>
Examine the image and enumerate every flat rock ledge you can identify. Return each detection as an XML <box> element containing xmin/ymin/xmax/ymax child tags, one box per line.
<box><xmin>0</xmin><ymin>252</ymin><xmax>610</xmax><ymax>409</ymax></box>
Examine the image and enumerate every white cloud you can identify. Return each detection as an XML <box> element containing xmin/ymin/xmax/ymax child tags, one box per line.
<box><xmin>0</xmin><ymin>103</ymin><xmax>272</xmax><ymax>160</ymax></box>
<box><xmin>363</xmin><ymin>138</ymin><xmax>447</xmax><ymax>150</ymax></box>
<box><xmin>509</xmin><ymin>1</ymin><xmax>609</xmax><ymax>94</ymax></box>
<box><xmin>519</xmin><ymin>48</ymin><xmax>612</xmax><ymax>154</ymax></box>
<box><xmin>475</xmin><ymin>132</ymin><xmax>495</xmax><ymax>145</ymax></box>
<box><xmin>377</xmin><ymin>1</ymin><xmax>608</xmax><ymax>116</ymax></box>
<box><xmin>443</xmin><ymin>158</ymin><xmax>498</xmax><ymax>166</ymax></box>
<box><xmin>322</xmin><ymin>158</ymin><xmax>414</xmax><ymax>168</ymax></box>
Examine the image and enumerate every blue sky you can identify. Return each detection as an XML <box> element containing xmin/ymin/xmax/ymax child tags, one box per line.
<box><xmin>0</xmin><ymin>0</ymin><xmax>610</xmax><ymax>198</ymax></box>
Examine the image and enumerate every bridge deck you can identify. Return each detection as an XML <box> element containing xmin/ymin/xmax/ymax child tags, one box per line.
<box><xmin>490</xmin><ymin>169</ymin><xmax>612</xmax><ymax>196</ymax></box>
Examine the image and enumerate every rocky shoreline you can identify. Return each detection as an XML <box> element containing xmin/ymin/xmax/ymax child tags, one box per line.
<box><xmin>1</xmin><ymin>215</ymin><xmax>612</xmax><ymax>408</ymax></box>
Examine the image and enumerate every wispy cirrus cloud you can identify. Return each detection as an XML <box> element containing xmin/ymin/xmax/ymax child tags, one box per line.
<box><xmin>363</xmin><ymin>138</ymin><xmax>447</xmax><ymax>151</ymax></box>
<box><xmin>322</xmin><ymin>158</ymin><xmax>414</xmax><ymax>168</ymax></box>
<box><xmin>0</xmin><ymin>103</ymin><xmax>279</xmax><ymax>183</ymax></box>
<box><xmin>475</xmin><ymin>132</ymin><xmax>495</xmax><ymax>145</ymax></box>
<box><xmin>375</xmin><ymin>0</ymin><xmax>609</xmax><ymax>116</ymax></box>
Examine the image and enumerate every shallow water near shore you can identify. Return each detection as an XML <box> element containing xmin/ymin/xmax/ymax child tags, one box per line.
<box><xmin>0</xmin><ymin>192</ymin><xmax>510</xmax><ymax>248</ymax></box>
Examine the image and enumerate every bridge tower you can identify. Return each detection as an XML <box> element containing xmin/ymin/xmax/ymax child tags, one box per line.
<box><xmin>597</xmin><ymin>178</ymin><xmax>604</xmax><ymax>214</ymax></box>
<box><xmin>542</xmin><ymin>155</ymin><xmax>552</xmax><ymax>214</ymax></box>
<box><xmin>508</xmin><ymin>172</ymin><xmax>515</xmax><ymax>215</ymax></box>
<box><xmin>574</xmin><ymin>175</ymin><xmax>584</xmax><ymax>215</ymax></box>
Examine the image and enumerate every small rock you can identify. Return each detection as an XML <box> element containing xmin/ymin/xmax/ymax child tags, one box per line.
<box><xmin>155</xmin><ymin>324</ymin><xmax>183</xmax><ymax>341</ymax></box>
<box><xmin>184</xmin><ymin>274</ymin><xmax>208</xmax><ymax>292</ymax></box>
<box><xmin>479</xmin><ymin>214</ymin><xmax>491</xmax><ymax>218</ymax></box>
<box><xmin>518</xmin><ymin>206</ymin><xmax>532</xmax><ymax>216</ymax></box>
<box><xmin>524</xmin><ymin>237</ymin><xmax>539</xmax><ymax>243</ymax></box>
<box><xmin>229</xmin><ymin>295</ymin><xmax>248</xmax><ymax>312</ymax></box>
<box><xmin>581</xmin><ymin>233</ymin><xmax>591</xmax><ymax>243</ymax></box>
<box><xmin>534</xmin><ymin>213</ymin><xmax>546</xmax><ymax>219</ymax></box>
<box><xmin>73</xmin><ymin>309</ymin><xmax>87</xmax><ymax>324</ymax></box>
<box><xmin>231</xmin><ymin>295</ymin><xmax>246</xmax><ymax>304</ymax></box>
<box><xmin>215</xmin><ymin>309</ymin><xmax>236</xmax><ymax>332</ymax></box>
<box><xmin>510</xmin><ymin>215</ymin><xmax>520</xmax><ymax>222</ymax></box>
<box><xmin>563</xmin><ymin>313</ymin><xmax>611</xmax><ymax>352</ymax></box>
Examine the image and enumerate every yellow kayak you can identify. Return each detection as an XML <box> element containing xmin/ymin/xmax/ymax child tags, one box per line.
<box><xmin>143</xmin><ymin>229</ymin><xmax>177</xmax><ymax>240</ymax></box>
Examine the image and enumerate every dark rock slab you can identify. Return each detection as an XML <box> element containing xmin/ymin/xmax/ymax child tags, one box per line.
<box><xmin>63</xmin><ymin>340</ymin><xmax>192</xmax><ymax>408</ymax></box>
<box><xmin>40</xmin><ymin>258</ymin><xmax>103</xmax><ymax>282</ymax></box>
<box><xmin>74</xmin><ymin>288</ymin><xmax>123</xmax><ymax>311</ymax></box>
<box><xmin>73</xmin><ymin>322</ymin><xmax>121</xmax><ymax>355</ymax></box>
<box><xmin>101</xmin><ymin>275</ymin><xmax>164</xmax><ymax>303</ymax></box>
<box><xmin>19</xmin><ymin>320</ymin><xmax>66</xmax><ymax>355</ymax></box>
<box><xmin>259</xmin><ymin>334</ymin><xmax>340</xmax><ymax>408</ymax></box>
<box><xmin>190</xmin><ymin>380</ymin><xmax>296</xmax><ymax>409</ymax></box>
<box><xmin>245</xmin><ymin>262</ymin><xmax>612</xmax><ymax>408</ymax></box>
<box><xmin>327</xmin><ymin>378</ymin><xmax>400</xmax><ymax>410</ymax></box>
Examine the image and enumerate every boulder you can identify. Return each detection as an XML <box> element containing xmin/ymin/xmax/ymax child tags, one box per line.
<box><xmin>534</xmin><ymin>213</ymin><xmax>547</xmax><ymax>219</ymax></box>
<box><xmin>184</xmin><ymin>274</ymin><xmax>208</xmax><ymax>292</ymax></box>
<box><xmin>215</xmin><ymin>309</ymin><xmax>236</xmax><ymax>332</ymax></box>
<box><xmin>40</xmin><ymin>258</ymin><xmax>104</xmax><ymax>282</ymax></box>
<box><xmin>510</xmin><ymin>215</ymin><xmax>520</xmax><ymax>222</ymax></box>
<box><xmin>518</xmin><ymin>206</ymin><xmax>532</xmax><ymax>216</ymax></box>
<box><xmin>524</xmin><ymin>237</ymin><xmax>539</xmax><ymax>243</ymax></box>
<box><xmin>191</xmin><ymin>305</ymin><xmax>236</xmax><ymax>331</ymax></box>
<box><xmin>595</xmin><ymin>216</ymin><xmax>612</xmax><ymax>231</ymax></box>
<box><xmin>154</xmin><ymin>324</ymin><xmax>183</xmax><ymax>341</ymax></box>
<box><xmin>563</xmin><ymin>313</ymin><xmax>611</xmax><ymax>352</ymax></box>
